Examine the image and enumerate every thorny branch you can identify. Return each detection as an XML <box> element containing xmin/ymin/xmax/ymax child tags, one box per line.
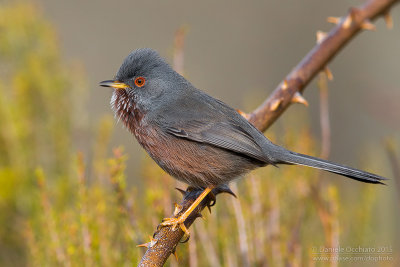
<box><xmin>138</xmin><ymin>0</ymin><xmax>399</xmax><ymax>266</ymax></box>
<box><xmin>247</xmin><ymin>0</ymin><xmax>398</xmax><ymax>131</ymax></box>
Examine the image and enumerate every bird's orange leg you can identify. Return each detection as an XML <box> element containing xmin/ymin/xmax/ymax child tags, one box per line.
<box><xmin>161</xmin><ymin>187</ymin><xmax>213</xmax><ymax>238</ymax></box>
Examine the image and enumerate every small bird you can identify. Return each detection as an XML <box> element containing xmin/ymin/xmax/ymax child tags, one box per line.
<box><xmin>100</xmin><ymin>48</ymin><xmax>386</xmax><ymax>236</ymax></box>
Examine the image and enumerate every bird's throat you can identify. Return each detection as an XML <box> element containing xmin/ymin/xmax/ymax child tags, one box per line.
<box><xmin>111</xmin><ymin>90</ymin><xmax>144</xmax><ymax>134</ymax></box>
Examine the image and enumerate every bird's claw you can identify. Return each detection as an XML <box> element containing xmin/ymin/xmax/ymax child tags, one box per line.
<box><xmin>207</xmin><ymin>192</ymin><xmax>217</xmax><ymax>207</ymax></box>
<box><xmin>206</xmin><ymin>194</ymin><xmax>215</xmax><ymax>213</ymax></box>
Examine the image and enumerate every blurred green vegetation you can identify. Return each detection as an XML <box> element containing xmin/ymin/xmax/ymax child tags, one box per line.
<box><xmin>0</xmin><ymin>2</ymin><xmax>395</xmax><ymax>267</ymax></box>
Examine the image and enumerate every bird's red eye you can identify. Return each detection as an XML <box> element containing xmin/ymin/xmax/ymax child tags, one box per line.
<box><xmin>134</xmin><ymin>77</ymin><xmax>146</xmax><ymax>87</ymax></box>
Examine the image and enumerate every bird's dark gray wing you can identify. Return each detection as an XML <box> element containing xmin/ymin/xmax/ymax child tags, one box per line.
<box><xmin>154</xmin><ymin>91</ymin><xmax>270</xmax><ymax>163</ymax></box>
<box><xmin>165</xmin><ymin>120</ymin><xmax>268</xmax><ymax>162</ymax></box>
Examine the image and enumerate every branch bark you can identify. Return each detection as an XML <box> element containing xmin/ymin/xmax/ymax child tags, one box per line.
<box><xmin>138</xmin><ymin>0</ymin><xmax>399</xmax><ymax>265</ymax></box>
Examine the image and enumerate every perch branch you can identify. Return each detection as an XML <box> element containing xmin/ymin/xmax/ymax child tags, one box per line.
<box><xmin>138</xmin><ymin>0</ymin><xmax>399</xmax><ymax>266</ymax></box>
<box><xmin>247</xmin><ymin>0</ymin><xmax>399</xmax><ymax>131</ymax></box>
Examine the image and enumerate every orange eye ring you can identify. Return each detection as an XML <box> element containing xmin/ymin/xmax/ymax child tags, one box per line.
<box><xmin>134</xmin><ymin>77</ymin><xmax>146</xmax><ymax>87</ymax></box>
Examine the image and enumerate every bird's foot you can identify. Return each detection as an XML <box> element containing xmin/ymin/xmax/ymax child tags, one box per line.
<box><xmin>161</xmin><ymin>216</ymin><xmax>190</xmax><ymax>240</ymax></box>
<box><xmin>159</xmin><ymin>187</ymin><xmax>213</xmax><ymax>242</ymax></box>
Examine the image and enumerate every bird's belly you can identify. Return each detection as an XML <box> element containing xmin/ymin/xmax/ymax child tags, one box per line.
<box><xmin>134</xmin><ymin>126</ymin><xmax>263</xmax><ymax>187</ymax></box>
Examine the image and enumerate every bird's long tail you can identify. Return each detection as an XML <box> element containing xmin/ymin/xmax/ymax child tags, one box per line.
<box><xmin>270</xmin><ymin>146</ymin><xmax>387</xmax><ymax>184</ymax></box>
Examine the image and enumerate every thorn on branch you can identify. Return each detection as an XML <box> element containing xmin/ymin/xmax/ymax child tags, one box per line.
<box><xmin>342</xmin><ymin>14</ymin><xmax>353</xmax><ymax>29</ymax></box>
<box><xmin>282</xmin><ymin>79</ymin><xmax>289</xmax><ymax>90</ymax></box>
<box><xmin>137</xmin><ymin>236</ymin><xmax>158</xmax><ymax>248</ymax></box>
<box><xmin>324</xmin><ymin>67</ymin><xmax>333</xmax><ymax>81</ymax></box>
<box><xmin>328</xmin><ymin>8</ymin><xmax>358</xmax><ymax>29</ymax></box>
<box><xmin>173</xmin><ymin>249</ymin><xmax>179</xmax><ymax>261</ymax></box>
<box><xmin>361</xmin><ymin>20</ymin><xmax>376</xmax><ymax>31</ymax></box>
<box><xmin>137</xmin><ymin>243</ymin><xmax>149</xmax><ymax>248</ymax></box>
<box><xmin>236</xmin><ymin>109</ymin><xmax>249</xmax><ymax>119</ymax></box>
<box><xmin>270</xmin><ymin>98</ymin><xmax>283</xmax><ymax>111</ymax></box>
<box><xmin>291</xmin><ymin>92</ymin><xmax>309</xmax><ymax>107</ymax></box>
<box><xmin>175</xmin><ymin>187</ymin><xmax>186</xmax><ymax>196</ymax></box>
<box><xmin>327</xmin><ymin>16</ymin><xmax>340</xmax><ymax>25</ymax></box>
<box><xmin>384</xmin><ymin>12</ymin><xmax>393</xmax><ymax>29</ymax></box>
<box><xmin>316</xmin><ymin>31</ymin><xmax>327</xmax><ymax>44</ymax></box>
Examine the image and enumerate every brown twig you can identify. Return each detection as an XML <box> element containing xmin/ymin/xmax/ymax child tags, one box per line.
<box><xmin>138</xmin><ymin>0</ymin><xmax>399</xmax><ymax>265</ymax></box>
<box><xmin>247</xmin><ymin>0</ymin><xmax>399</xmax><ymax>132</ymax></box>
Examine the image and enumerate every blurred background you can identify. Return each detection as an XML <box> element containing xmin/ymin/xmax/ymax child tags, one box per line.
<box><xmin>0</xmin><ymin>0</ymin><xmax>399</xmax><ymax>266</ymax></box>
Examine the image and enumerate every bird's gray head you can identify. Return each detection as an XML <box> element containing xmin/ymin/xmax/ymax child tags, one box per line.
<box><xmin>115</xmin><ymin>48</ymin><xmax>173</xmax><ymax>85</ymax></box>
<box><xmin>100</xmin><ymin>48</ymin><xmax>184</xmax><ymax>122</ymax></box>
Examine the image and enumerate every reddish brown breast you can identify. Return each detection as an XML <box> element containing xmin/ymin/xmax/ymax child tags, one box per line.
<box><xmin>111</xmin><ymin>89</ymin><xmax>160</xmax><ymax>153</ymax></box>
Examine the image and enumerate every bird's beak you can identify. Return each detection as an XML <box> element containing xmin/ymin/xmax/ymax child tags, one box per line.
<box><xmin>99</xmin><ymin>80</ymin><xmax>130</xmax><ymax>89</ymax></box>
